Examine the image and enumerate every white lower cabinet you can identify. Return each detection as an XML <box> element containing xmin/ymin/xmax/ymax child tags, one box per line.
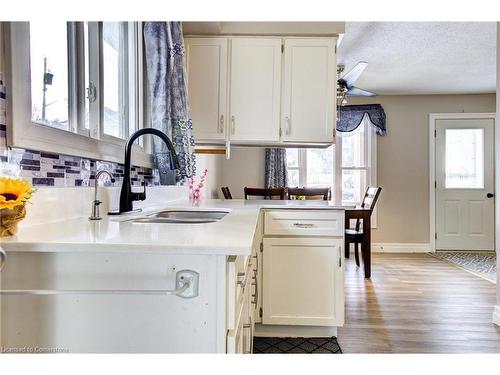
<box><xmin>262</xmin><ymin>237</ymin><xmax>344</xmax><ymax>327</ymax></box>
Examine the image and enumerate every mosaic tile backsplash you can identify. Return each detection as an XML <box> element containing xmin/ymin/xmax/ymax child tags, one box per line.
<box><xmin>0</xmin><ymin>148</ymin><xmax>157</xmax><ymax>187</ymax></box>
<box><xmin>0</xmin><ymin>78</ymin><xmax>157</xmax><ymax>187</ymax></box>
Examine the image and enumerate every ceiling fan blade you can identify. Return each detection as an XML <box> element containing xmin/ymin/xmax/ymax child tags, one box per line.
<box><xmin>341</xmin><ymin>62</ymin><xmax>368</xmax><ymax>87</ymax></box>
<box><xmin>346</xmin><ymin>86</ymin><xmax>378</xmax><ymax>97</ymax></box>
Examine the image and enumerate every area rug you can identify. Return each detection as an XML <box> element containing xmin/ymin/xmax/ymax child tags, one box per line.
<box><xmin>430</xmin><ymin>251</ymin><xmax>496</xmax><ymax>283</ymax></box>
<box><xmin>253</xmin><ymin>336</ymin><xmax>342</xmax><ymax>354</ymax></box>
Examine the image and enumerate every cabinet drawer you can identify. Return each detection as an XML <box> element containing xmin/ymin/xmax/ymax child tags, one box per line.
<box><xmin>264</xmin><ymin>210</ymin><xmax>344</xmax><ymax>236</ymax></box>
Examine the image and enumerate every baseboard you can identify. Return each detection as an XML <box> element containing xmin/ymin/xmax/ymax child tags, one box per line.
<box><xmin>254</xmin><ymin>323</ymin><xmax>337</xmax><ymax>338</ymax></box>
<box><xmin>493</xmin><ymin>305</ymin><xmax>500</xmax><ymax>326</ymax></box>
<box><xmin>371</xmin><ymin>243</ymin><xmax>431</xmax><ymax>253</ymax></box>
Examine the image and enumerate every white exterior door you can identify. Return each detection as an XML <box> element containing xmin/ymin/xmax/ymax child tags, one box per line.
<box><xmin>281</xmin><ymin>38</ymin><xmax>336</xmax><ymax>143</ymax></box>
<box><xmin>262</xmin><ymin>237</ymin><xmax>344</xmax><ymax>326</ymax></box>
<box><xmin>228</xmin><ymin>38</ymin><xmax>281</xmax><ymax>142</ymax></box>
<box><xmin>435</xmin><ymin>117</ymin><xmax>495</xmax><ymax>250</ymax></box>
<box><xmin>185</xmin><ymin>38</ymin><xmax>228</xmax><ymax>141</ymax></box>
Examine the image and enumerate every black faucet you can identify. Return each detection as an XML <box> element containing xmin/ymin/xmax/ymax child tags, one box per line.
<box><xmin>115</xmin><ymin>128</ymin><xmax>180</xmax><ymax>214</ymax></box>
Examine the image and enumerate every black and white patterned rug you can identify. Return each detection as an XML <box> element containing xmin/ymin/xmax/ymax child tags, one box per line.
<box><xmin>430</xmin><ymin>251</ymin><xmax>496</xmax><ymax>283</ymax></box>
<box><xmin>253</xmin><ymin>336</ymin><xmax>342</xmax><ymax>354</ymax></box>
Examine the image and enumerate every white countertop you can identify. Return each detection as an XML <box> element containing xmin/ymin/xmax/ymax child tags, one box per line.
<box><xmin>1</xmin><ymin>198</ymin><xmax>348</xmax><ymax>256</ymax></box>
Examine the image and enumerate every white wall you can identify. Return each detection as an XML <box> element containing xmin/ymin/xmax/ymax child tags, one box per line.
<box><xmin>195</xmin><ymin>154</ymin><xmax>224</xmax><ymax>199</ymax></box>
<box><xmin>221</xmin><ymin>147</ymin><xmax>265</xmax><ymax>199</ymax></box>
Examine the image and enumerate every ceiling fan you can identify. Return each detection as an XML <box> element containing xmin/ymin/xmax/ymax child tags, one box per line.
<box><xmin>337</xmin><ymin>62</ymin><xmax>377</xmax><ymax>106</ymax></box>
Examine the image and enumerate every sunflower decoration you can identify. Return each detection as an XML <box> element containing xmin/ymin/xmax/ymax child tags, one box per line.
<box><xmin>0</xmin><ymin>177</ymin><xmax>35</xmax><ymax>237</ymax></box>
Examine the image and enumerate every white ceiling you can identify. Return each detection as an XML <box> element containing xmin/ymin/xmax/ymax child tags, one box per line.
<box><xmin>337</xmin><ymin>22</ymin><xmax>497</xmax><ymax>95</ymax></box>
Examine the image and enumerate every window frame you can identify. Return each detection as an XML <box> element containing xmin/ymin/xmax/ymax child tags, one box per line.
<box><xmin>286</xmin><ymin>148</ymin><xmax>308</xmax><ymax>188</ymax></box>
<box><xmin>336</xmin><ymin>118</ymin><xmax>378</xmax><ymax>227</ymax></box>
<box><xmin>285</xmin><ymin>118</ymin><xmax>377</xmax><ymax>226</ymax></box>
<box><xmin>4</xmin><ymin>22</ymin><xmax>151</xmax><ymax>167</ymax></box>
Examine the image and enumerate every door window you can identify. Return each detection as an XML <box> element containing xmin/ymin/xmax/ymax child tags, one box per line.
<box><xmin>445</xmin><ymin>128</ymin><xmax>484</xmax><ymax>189</ymax></box>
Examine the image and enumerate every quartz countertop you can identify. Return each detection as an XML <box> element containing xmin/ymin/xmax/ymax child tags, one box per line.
<box><xmin>1</xmin><ymin>199</ymin><xmax>348</xmax><ymax>256</ymax></box>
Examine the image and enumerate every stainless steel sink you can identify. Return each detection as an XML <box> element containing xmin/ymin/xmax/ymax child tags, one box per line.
<box><xmin>131</xmin><ymin>210</ymin><xmax>229</xmax><ymax>224</ymax></box>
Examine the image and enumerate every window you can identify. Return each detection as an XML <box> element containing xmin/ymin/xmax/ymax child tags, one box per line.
<box><xmin>286</xmin><ymin>117</ymin><xmax>376</xmax><ymax>206</ymax></box>
<box><xmin>8</xmin><ymin>22</ymin><xmax>149</xmax><ymax>166</ymax></box>
<box><xmin>29</xmin><ymin>21</ymin><xmax>70</xmax><ymax>131</ymax></box>
<box><xmin>286</xmin><ymin>146</ymin><xmax>335</xmax><ymax>194</ymax></box>
<box><xmin>340</xmin><ymin>118</ymin><xmax>376</xmax><ymax>205</ymax></box>
<box><xmin>445</xmin><ymin>128</ymin><xmax>484</xmax><ymax>189</ymax></box>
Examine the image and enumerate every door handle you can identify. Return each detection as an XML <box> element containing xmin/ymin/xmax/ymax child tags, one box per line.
<box><xmin>486</xmin><ymin>193</ymin><xmax>495</xmax><ymax>198</ymax></box>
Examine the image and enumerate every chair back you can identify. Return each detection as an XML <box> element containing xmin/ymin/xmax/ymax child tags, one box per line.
<box><xmin>355</xmin><ymin>186</ymin><xmax>382</xmax><ymax>231</ymax></box>
<box><xmin>361</xmin><ymin>187</ymin><xmax>382</xmax><ymax>210</ymax></box>
<box><xmin>287</xmin><ymin>187</ymin><xmax>331</xmax><ymax>201</ymax></box>
<box><xmin>244</xmin><ymin>187</ymin><xmax>287</xmax><ymax>200</ymax></box>
<box><xmin>221</xmin><ymin>187</ymin><xmax>232</xmax><ymax>199</ymax></box>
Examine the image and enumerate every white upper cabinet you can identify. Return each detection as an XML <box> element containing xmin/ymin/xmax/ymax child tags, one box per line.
<box><xmin>185</xmin><ymin>38</ymin><xmax>228</xmax><ymax>141</ymax></box>
<box><xmin>185</xmin><ymin>35</ymin><xmax>337</xmax><ymax>146</ymax></box>
<box><xmin>228</xmin><ymin>38</ymin><xmax>282</xmax><ymax>143</ymax></box>
<box><xmin>281</xmin><ymin>38</ymin><xmax>336</xmax><ymax>143</ymax></box>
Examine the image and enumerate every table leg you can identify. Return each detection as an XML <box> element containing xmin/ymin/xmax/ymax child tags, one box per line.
<box><xmin>363</xmin><ymin>215</ymin><xmax>371</xmax><ymax>278</ymax></box>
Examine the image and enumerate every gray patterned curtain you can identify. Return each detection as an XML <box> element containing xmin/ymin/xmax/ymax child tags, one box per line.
<box><xmin>144</xmin><ymin>22</ymin><xmax>196</xmax><ymax>184</ymax></box>
<box><xmin>265</xmin><ymin>148</ymin><xmax>287</xmax><ymax>188</ymax></box>
<box><xmin>337</xmin><ymin>104</ymin><xmax>387</xmax><ymax>136</ymax></box>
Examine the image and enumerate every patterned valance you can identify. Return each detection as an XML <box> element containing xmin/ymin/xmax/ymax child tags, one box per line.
<box><xmin>337</xmin><ymin>104</ymin><xmax>387</xmax><ymax>136</ymax></box>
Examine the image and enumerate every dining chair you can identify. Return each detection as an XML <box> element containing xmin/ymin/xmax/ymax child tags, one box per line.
<box><xmin>345</xmin><ymin>186</ymin><xmax>382</xmax><ymax>268</ymax></box>
<box><xmin>287</xmin><ymin>187</ymin><xmax>331</xmax><ymax>201</ymax></box>
<box><xmin>244</xmin><ymin>187</ymin><xmax>287</xmax><ymax>200</ymax></box>
<box><xmin>221</xmin><ymin>186</ymin><xmax>233</xmax><ymax>199</ymax></box>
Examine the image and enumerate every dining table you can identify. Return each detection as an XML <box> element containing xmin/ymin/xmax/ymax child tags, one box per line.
<box><xmin>344</xmin><ymin>206</ymin><xmax>373</xmax><ymax>278</ymax></box>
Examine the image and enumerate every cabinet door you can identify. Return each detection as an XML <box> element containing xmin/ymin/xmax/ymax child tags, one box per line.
<box><xmin>263</xmin><ymin>237</ymin><xmax>344</xmax><ymax>326</ymax></box>
<box><xmin>282</xmin><ymin>38</ymin><xmax>336</xmax><ymax>143</ymax></box>
<box><xmin>185</xmin><ymin>38</ymin><xmax>228</xmax><ymax>141</ymax></box>
<box><xmin>229</xmin><ymin>38</ymin><xmax>281</xmax><ymax>142</ymax></box>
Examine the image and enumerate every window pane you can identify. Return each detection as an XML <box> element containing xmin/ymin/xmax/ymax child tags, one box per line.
<box><xmin>287</xmin><ymin>169</ymin><xmax>299</xmax><ymax>187</ymax></box>
<box><xmin>102</xmin><ymin>22</ymin><xmax>129</xmax><ymax>139</ymax></box>
<box><xmin>306</xmin><ymin>146</ymin><xmax>334</xmax><ymax>189</ymax></box>
<box><xmin>445</xmin><ymin>128</ymin><xmax>484</xmax><ymax>189</ymax></box>
<box><xmin>341</xmin><ymin>122</ymin><xmax>366</xmax><ymax>168</ymax></box>
<box><xmin>30</xmin><ymin>22</ymin><xmax>69</xmax><ymax>130</ymax></box>
<box><xmin>342</xmin><ymin>169</ymin><xmax>367</xmax><ymax>204</ymax></box>
<box><xmin>286</xmin><ymin>148</ymin><xmax>299</xmax><ymax>168</ymax></box>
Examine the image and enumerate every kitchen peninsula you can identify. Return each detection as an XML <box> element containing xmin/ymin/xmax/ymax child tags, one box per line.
<box><xmin>0</xmin><ymin>186</ymin><xmax>345</xmax><ymax>353</ymax></box>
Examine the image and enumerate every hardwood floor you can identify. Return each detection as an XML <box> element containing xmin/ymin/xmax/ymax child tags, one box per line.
<box><xmin>337</xmin><ymin>253</ymin><xmax>500</xmax><ymax>353</ymax></box>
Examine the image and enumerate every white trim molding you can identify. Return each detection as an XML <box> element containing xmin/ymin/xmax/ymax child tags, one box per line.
<box><xmin>493</xmin><ymin>305</ymin><xmax>500</xmax><ymax>326</ymax></box>
<box><xmin>372</xmin><ymin>243</ymin><xmax>431</xmax><ymax>253</ymax></box>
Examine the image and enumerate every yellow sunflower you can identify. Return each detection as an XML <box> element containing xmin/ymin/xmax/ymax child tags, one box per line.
<box><xmin>0</xmin><ymin>177</ymin><xmax>34</xmax><ymax>210</ymax></box>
